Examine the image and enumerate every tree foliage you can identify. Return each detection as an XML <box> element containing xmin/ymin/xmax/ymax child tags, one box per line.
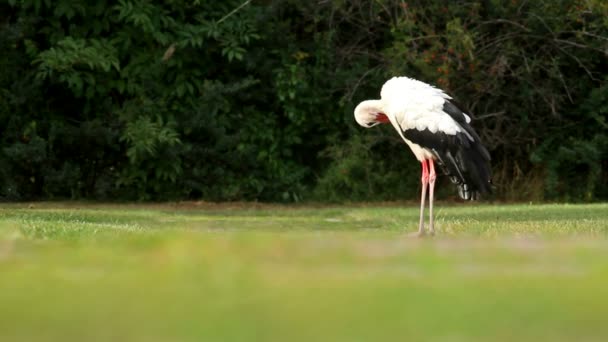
<box><xmin>0</xmin><ymin>0</ymin><xmax>606</xmax><ymax>202</ymax></box>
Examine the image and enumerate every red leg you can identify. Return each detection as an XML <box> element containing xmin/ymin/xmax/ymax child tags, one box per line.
<box><xmin>428</xmin><ymin>159</ymin><xmax>437</xmax><ymax>234</ymax></box>
<box><xmin>417</xmin><ymin>160</ymin><xmax>429</xmax><ymax>235</ymax></box>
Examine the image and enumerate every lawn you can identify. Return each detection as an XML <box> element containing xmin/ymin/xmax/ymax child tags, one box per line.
<box><xmin>1</xmin><ymin>202</ymin><xmax>608</xmax><ymax>341</ymax></box>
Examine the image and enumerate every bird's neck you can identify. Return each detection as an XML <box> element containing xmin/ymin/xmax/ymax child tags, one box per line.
<box><xmin>364</xmin><ymin>100</ymin><xmax>389</xmax><ymax>122</ymax></box>
<box><xmin>356</xmin><ymin>99</ymin><xmax>385</xmax><ymax>116</ymax></box>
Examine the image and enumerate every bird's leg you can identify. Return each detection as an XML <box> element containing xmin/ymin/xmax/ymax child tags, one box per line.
<box><xmin>428</xmin><ymin>159</ymin><xmax>437</xmax><ymax>235</ymax></box>
<box><xmin>417</xmin><ymin>160</ymin><xmax>429</xmax><ymax>236</ymax></box>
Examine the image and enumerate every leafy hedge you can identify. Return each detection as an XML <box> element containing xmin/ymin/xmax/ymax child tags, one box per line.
<box><xmin>1</xmin><ymin>0</ymin><xmax>606</xmax><ymax>202</ymax></box>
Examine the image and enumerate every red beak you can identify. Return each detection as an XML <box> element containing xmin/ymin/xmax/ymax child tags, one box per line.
<box><xmin>376</xmin><ymin>113</ymin><xmax>390</xmax><ymax>123</ymax></box>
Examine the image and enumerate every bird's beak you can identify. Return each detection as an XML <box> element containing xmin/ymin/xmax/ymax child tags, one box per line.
<box><xmin>375</xmin><ymin>113</ymin><xmax>390</xmax><ymax>123</ymax></box>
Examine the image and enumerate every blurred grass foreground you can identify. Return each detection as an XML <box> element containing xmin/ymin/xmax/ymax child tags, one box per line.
<box><xmin>1</xmin><ymin>202</ymin><xmax>608</xmax><ymax>341</ymax></box>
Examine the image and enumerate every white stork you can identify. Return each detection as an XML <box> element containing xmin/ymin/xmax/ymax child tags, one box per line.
<box><xmin>354</xmin><ymin>76</ymin><xmax>492</xmax><ymax>236</ymax></box>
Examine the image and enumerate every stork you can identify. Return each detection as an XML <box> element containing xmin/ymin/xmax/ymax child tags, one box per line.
<box><xmin>354</xmin><ymin>76</ymin><xmax>492</xmax><ymax>236</ymax></box>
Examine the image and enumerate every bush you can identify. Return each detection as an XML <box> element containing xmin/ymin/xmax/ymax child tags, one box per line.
<box><xmin>0</xmin><ymin>0</ymin><xmax>606</xmax><ymax>202</ymax></box>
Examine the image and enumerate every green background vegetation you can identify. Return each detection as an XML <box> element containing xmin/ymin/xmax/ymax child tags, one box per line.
<box><xmin>1</xmin><ymin>0</ymin><xmax>607</xmax><ymax>202</ymax></box>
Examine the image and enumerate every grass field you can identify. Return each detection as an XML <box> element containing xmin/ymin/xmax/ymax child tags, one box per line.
<box><xmin>1</xmin><ymin>202</ymin><xmax>608</xmax><ymax>341</ymax></box>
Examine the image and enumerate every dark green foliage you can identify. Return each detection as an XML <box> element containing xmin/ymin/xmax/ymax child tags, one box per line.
<box><xmin>313</xmin><ymin>132</ymin><xmax>429</xmax><ymax>202</ymax></box>
<box><xmin>532</xmin><ymin>82</ymin><xmax>608</xmax><ymax>201</ymax></box>
<box><xmin>0</xmin><ymin>0</ymin><xmax>606</xmax><ymax>202</ymax></box>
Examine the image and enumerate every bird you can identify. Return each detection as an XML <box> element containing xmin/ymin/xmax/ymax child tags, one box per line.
<box><xmin>354</xmin><ymin>76</ymin><xmax>492</xmax><ymax>236</ymax></box>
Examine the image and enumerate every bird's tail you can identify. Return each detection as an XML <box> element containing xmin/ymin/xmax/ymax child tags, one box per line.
<box><xmin>436</xmin><ymin>144</ymin><xmax>492</xmax><ymax>201</ymax></box>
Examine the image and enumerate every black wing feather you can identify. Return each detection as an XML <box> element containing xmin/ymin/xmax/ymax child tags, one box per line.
<box><xmin>400</xmin><ymin>100</ymin><xmax>493</xmax><ymax>200</ymax></box>
<box><xmin>443</xmin><ymin>101</ymin><xmax>491</xmax><ymax>161</ymax></box>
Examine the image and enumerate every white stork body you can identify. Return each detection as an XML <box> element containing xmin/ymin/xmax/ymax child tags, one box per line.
<box><xmin>354</xmin><ymin>76</ymin><xmax>492</xmax><ymax>235</ymax></box>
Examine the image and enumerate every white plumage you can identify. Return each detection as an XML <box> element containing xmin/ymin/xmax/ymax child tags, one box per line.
<box><xmin>355</xmin><ymin>77</ymin><xmax>472</xmax><ymax>160</ymax></box>
<box><xmin>354</xmin><ymin>76</ymin><xmax>492</xmax><ymax>236</ymax></box>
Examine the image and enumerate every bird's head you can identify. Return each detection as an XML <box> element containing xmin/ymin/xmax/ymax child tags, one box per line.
<box><xmin>354</xmin><ymin>100</ymin><xmax>390</xmax><ymax>128</ymax></box>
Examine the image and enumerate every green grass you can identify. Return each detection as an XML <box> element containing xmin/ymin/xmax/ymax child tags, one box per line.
<box><xmin>1</xmin><ymin>202</ymin><xmax>608</xmax><ymax>341</ymax></box>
